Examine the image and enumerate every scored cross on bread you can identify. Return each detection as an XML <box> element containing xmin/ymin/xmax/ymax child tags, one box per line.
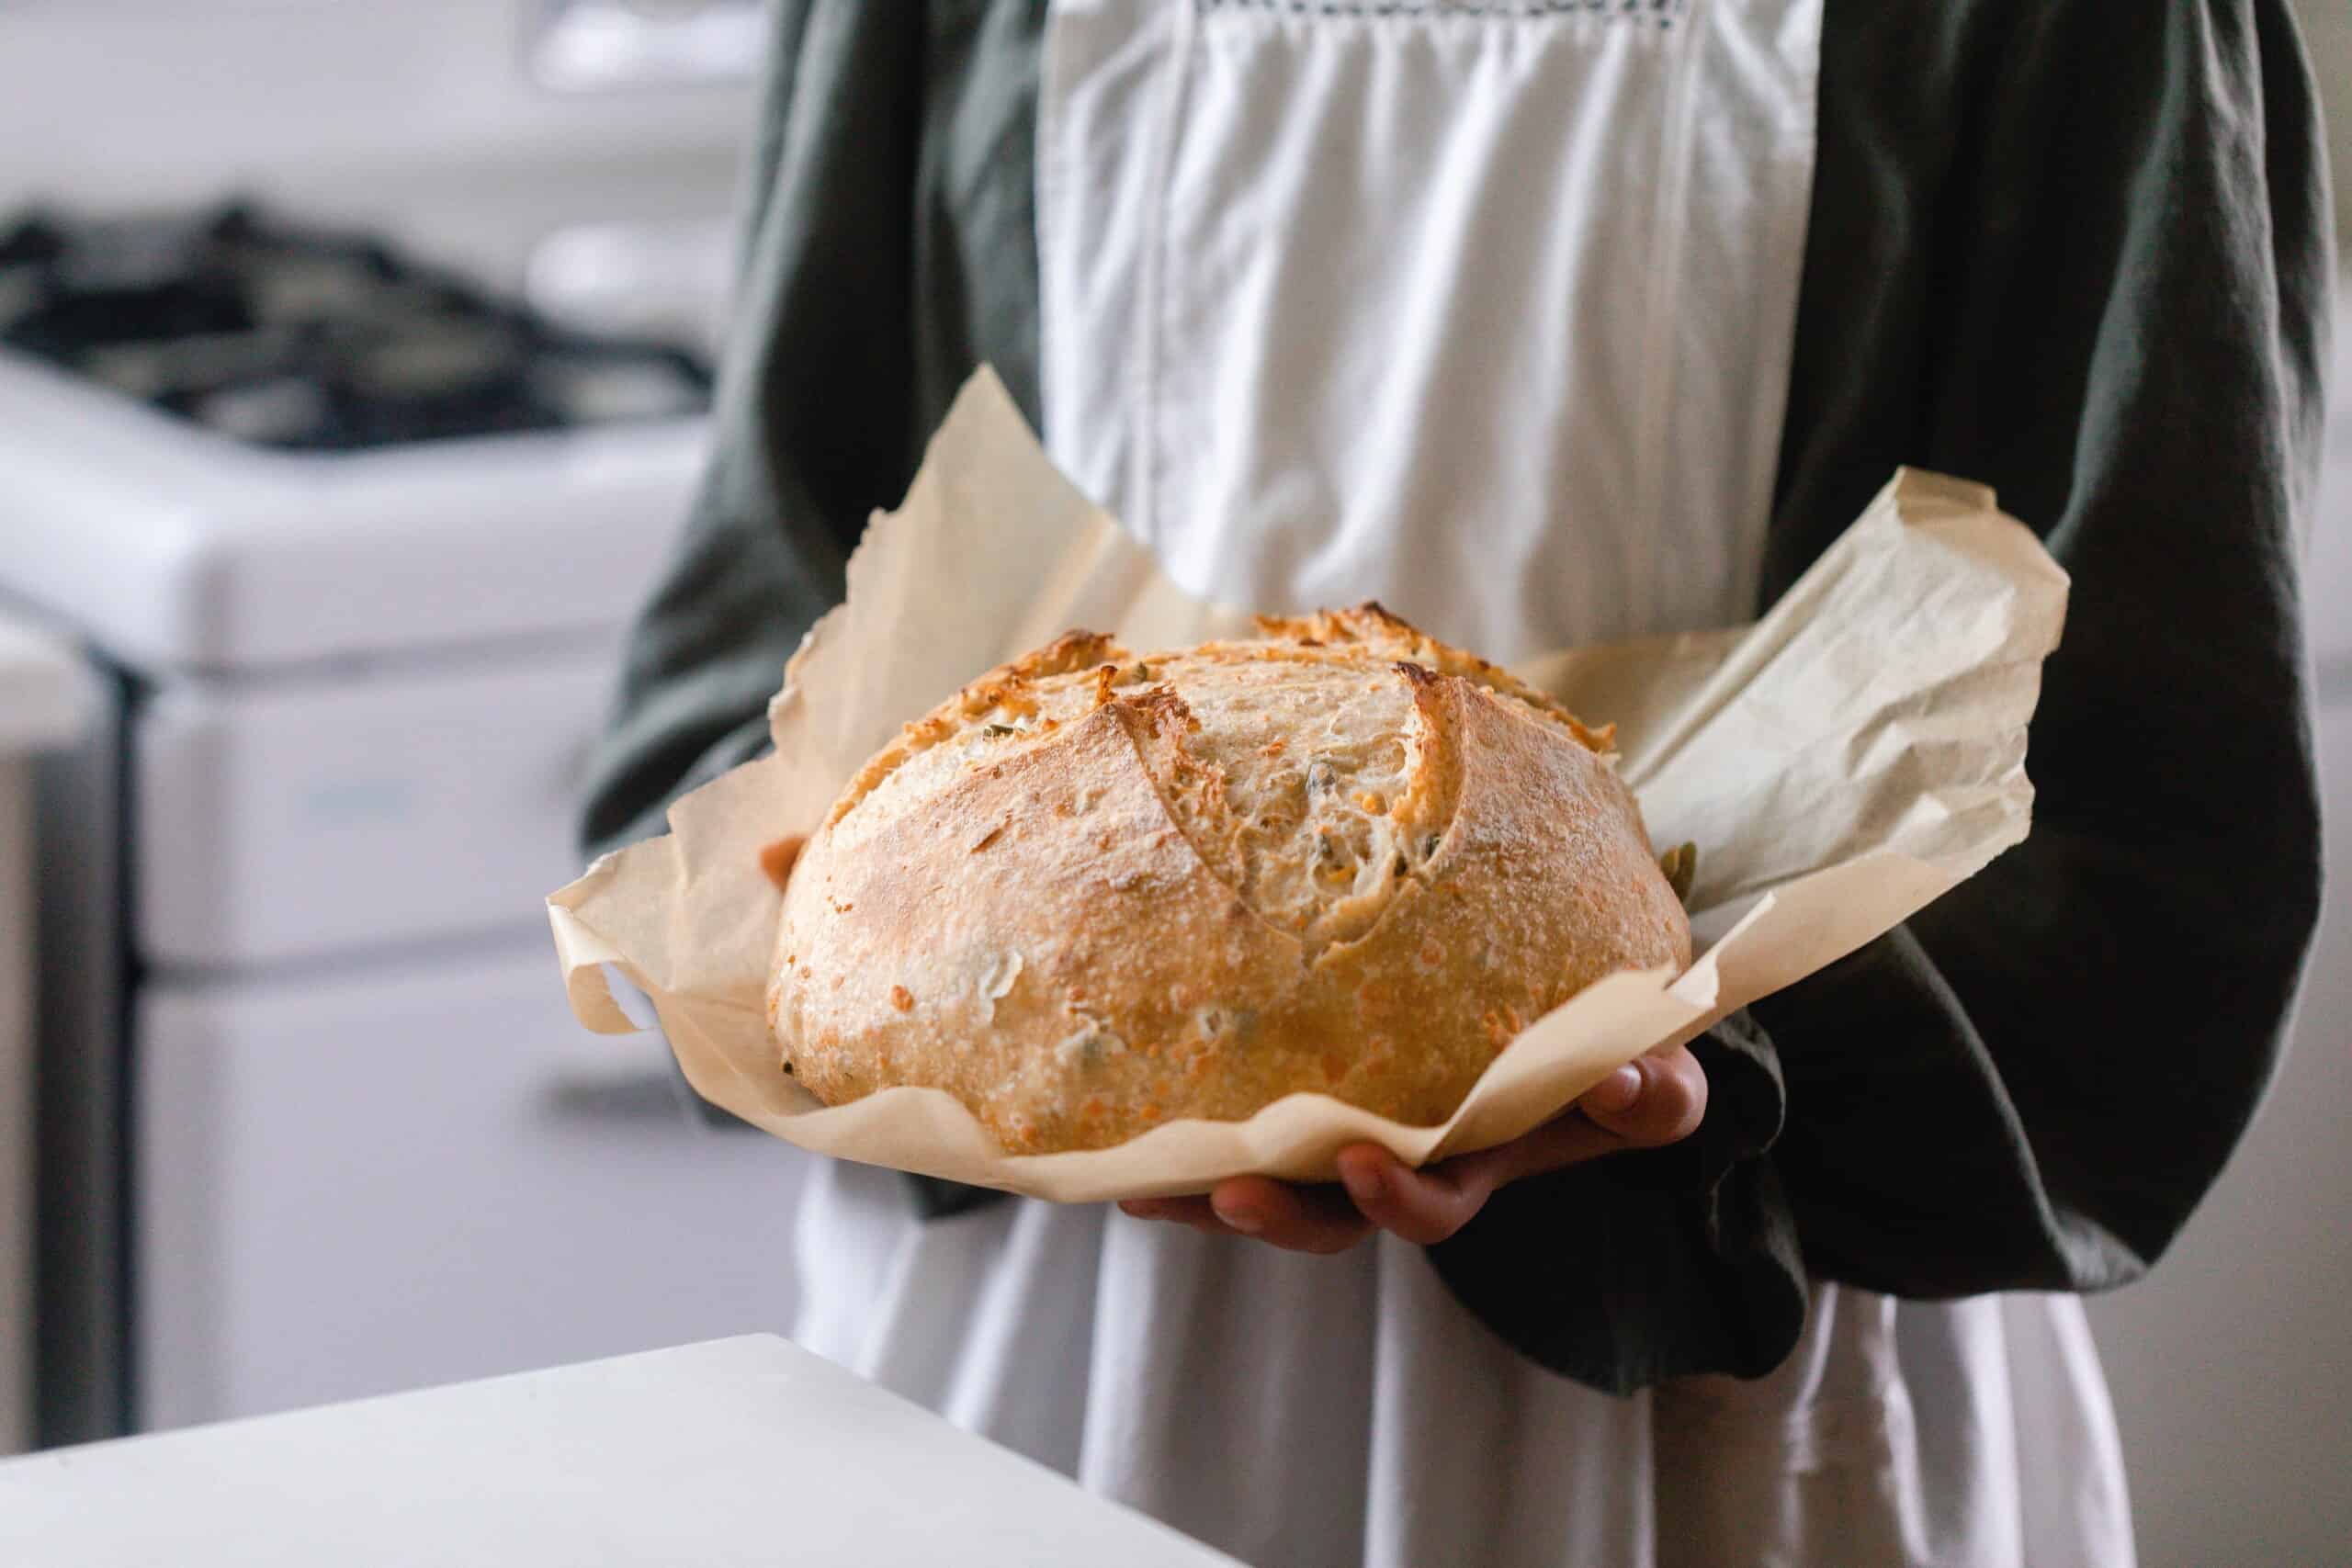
<box><xmin>768</xmin><ymin>604</ymin><xmax>1690</xmax><ymax>1155</ymax></box>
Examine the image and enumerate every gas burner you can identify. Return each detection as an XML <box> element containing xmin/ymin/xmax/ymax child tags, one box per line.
<box><xmin>0</xmin><ymin>201</ymin><xmax>713</xmax><ymax>451</ymax></box>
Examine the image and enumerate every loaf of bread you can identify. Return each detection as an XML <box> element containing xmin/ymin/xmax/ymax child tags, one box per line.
<box><xmin>765</xmin><ymin>604</ymin><xmax>1691</xmax><ymax>1155</ymax></box>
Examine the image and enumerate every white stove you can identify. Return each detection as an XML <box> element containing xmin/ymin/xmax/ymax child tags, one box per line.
<box><xmin>0</xmin><ymin>203</ymin><xmax>721</xmax><ymax>964</ymax></box>
<box><xmin>0</xmin><ymin>9</ymin><xmax>808</xmax><ymax>1446</ymax></box>
<box><xmin>0</xmin><ymin>327</ymin><xmax>708</xmax><ymax>675</ymax></box>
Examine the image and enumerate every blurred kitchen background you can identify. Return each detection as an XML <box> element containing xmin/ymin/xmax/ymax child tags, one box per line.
<box><xmin>0</xmin><ymin>5</ymin><xmax>2344</xmax><ymax>1564</ymax></box>
<box><xmin>0</xmin><ymin>0</ymin><xmax>808</xmax><ymax>1471</ymax></box>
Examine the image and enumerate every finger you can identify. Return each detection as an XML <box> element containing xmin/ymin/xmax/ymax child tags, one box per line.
<box><xmin>1210</xmin><ymin>1175</ymin><xmax>1376</xmax><ymax>1254</ymax></box>
<box><xmin>1123</xmin><ymin>1187</ymin><xmax>1374</xmax><ymax>1251</ymax></box>
<box><xmin>1116</xmin><ymin>1043</ymin><xmax>1710</xmax><ymax>1245</ymax></box>
<box><xmin>1448</xmin><ymin>1111</ymin><xmax>1628</xmax><ymax>1192</ymax></box>
<box><xmin>1334</xmin><ymin>1144</ymin><xmax>1496</xmax><ymax>1246</ymax></box>
<box><xmin>1122</xmin><ymin>1196</ymin><xmax>1271</xmax><ymax>1241</ymax></box>
<box><xmin>1120</xmin><ymin>1196</ymin><xmax>1227</xmax><ymax>1231</ymax></box>
<box><xmin>1580</xmin><ymin>1063</ymin><xmax>1645</xmax><ymax>1117</ymax></box>
<box><xmin>1578</xmin><ymin>1043</ymin><xmax>1708</xmax><ymax>1147</ymax></box>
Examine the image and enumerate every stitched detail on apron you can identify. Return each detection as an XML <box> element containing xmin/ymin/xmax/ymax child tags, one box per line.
<box><xmin>1198</xmin><ymin>0</ymin><xmax>1687</xmax><ymax>23</ymax></box>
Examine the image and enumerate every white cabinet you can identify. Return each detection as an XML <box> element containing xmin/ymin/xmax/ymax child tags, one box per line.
<box><xmin>133</xmin><ymin>650</ymin><xmax>620</xmax><ymax>968</ymax></box>
<box><xmin>136</xmin><ymin>945</ymin><xmax>808</xmax><ymax>1431</ymax></box>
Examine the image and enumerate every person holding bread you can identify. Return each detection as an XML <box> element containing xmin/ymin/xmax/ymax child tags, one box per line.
<box><xmin>581</xmin><ymin>5</ymin><xmax>2332</xmax><ymax>1565</ymax></box>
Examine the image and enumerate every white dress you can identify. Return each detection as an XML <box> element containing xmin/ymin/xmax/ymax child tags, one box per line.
<box><xmin>798</xmin><ymin>3</ymin><xmax>2135</xmax><ymax>1562</ymax></box>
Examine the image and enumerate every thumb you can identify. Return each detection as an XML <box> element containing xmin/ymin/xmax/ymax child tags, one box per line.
<box><xmin>1577</xmin><ymin>1047</ymin><xmax>1707</xmax><ymax>1147</ymax></box>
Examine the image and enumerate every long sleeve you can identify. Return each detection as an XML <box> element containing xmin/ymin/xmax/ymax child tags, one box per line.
<box><xmin>578</xmin><ymin>0</ymin><xmax>924</xmax><ymax>863</ymax></box>
<box><xmin>1431</xmin><ymin>0</ymin><xmax>2334</xmax><ymax>1390</ymax></box>
<box><xmin>1760</xmin><ymin>0</ymin><xmax>2332</xmax><ymax>1292</ymax></box>
<box><xmin>577</xmin><ymin>0</ymin><xmax>1048</xmax><ymax>1211</ymax></box>
<box><xmin>582</xmin><ymin>0</ymin><xmax>1052</xmax><ymax>859</ymax></box>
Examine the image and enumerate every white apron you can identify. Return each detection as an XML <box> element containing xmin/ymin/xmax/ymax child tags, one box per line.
<box><xmin>795</xmin><ymin>3</ymin><xmax>2136</xmax><ymax>1563</ymax></box>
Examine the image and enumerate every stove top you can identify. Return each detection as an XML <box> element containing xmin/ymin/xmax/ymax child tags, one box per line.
<box><xmin>0</xmin><ymin>202</ymin><xmax>713</xmax><ymax>451</ymax></box>
<box><xmin>0</xmin><ymin>203</ymin><xmax>717</xmax><ymax>670</ymax></box>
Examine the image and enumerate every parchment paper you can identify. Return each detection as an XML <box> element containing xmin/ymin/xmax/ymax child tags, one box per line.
<box><xmin>548</xmin><ymin>367</ymin><xmax>2068</xmax><ymax>1201</ymax></box>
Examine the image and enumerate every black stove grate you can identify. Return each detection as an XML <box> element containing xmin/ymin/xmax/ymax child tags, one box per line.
<box><xmin>0</xmin><ymin>201</ymin><xmax>714</xmax><ymax>451</ymax></box>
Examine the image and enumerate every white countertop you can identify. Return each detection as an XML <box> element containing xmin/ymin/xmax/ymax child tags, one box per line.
<box><xmin>0</xmin><ymin>1336</ymin><xmax>1244</xmax><ymax>1567</ymax></box>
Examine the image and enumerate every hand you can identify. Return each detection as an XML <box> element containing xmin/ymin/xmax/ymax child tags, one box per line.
<box><xmin>1116</xmin><ymin>1043</ymin><xmax>1707</xmax><ymax>1254</ymax></box>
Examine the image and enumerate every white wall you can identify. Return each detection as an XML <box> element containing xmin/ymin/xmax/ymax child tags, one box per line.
<box><xmin>0</xmin><ymin>0</ymin><xmax>759</xmax><ymax>288</ymax></box>
<box><xmin>2292</xmin><ymin>0</ymin><xmax>2351</xmax><ymax>245</ymax></box>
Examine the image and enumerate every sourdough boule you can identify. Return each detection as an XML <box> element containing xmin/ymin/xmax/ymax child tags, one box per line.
<box><xmin>766</xmin><ymin>604</ymin><xmax>1690</xmax><ymax>1155</ymax></box>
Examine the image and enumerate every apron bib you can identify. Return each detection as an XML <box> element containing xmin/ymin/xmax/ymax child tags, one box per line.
<box><xmin>1035</xmin><ymin>0</ymin><xmax>1818</xmax><ymax>658</ymax></box>
<box><xmin>794</xmin><ymin>5</ymin><xmax>2136</xmax><ymax>1564</ymax></box>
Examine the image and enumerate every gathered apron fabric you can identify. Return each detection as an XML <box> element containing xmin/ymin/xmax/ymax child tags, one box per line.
<box><xmin>795</xmin><ymin>3</ymin><xmax>2135</xmax><ymax>1563</ymax></box>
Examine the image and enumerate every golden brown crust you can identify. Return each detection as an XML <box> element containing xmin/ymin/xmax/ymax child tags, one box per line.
<box><xmin>769</xmin><ymin>607</ymin><xmax>1690</xmax><ymax>1154</ymax></box>
<box><xmin>823</xmin><ymin>628</ymin><xmax>1128</xmax><ymax>830</ymax></box>
<box><xmin>1251</xmin><ymin>602</ymin><xmax>1616</xmax><ymax>752</ymax></box>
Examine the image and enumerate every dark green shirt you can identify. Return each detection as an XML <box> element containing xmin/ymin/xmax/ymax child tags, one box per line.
<box><xmin>582</xmin><ymin>0</ymin><xmax>2335</xmax><ymax>1394</ymax></box>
